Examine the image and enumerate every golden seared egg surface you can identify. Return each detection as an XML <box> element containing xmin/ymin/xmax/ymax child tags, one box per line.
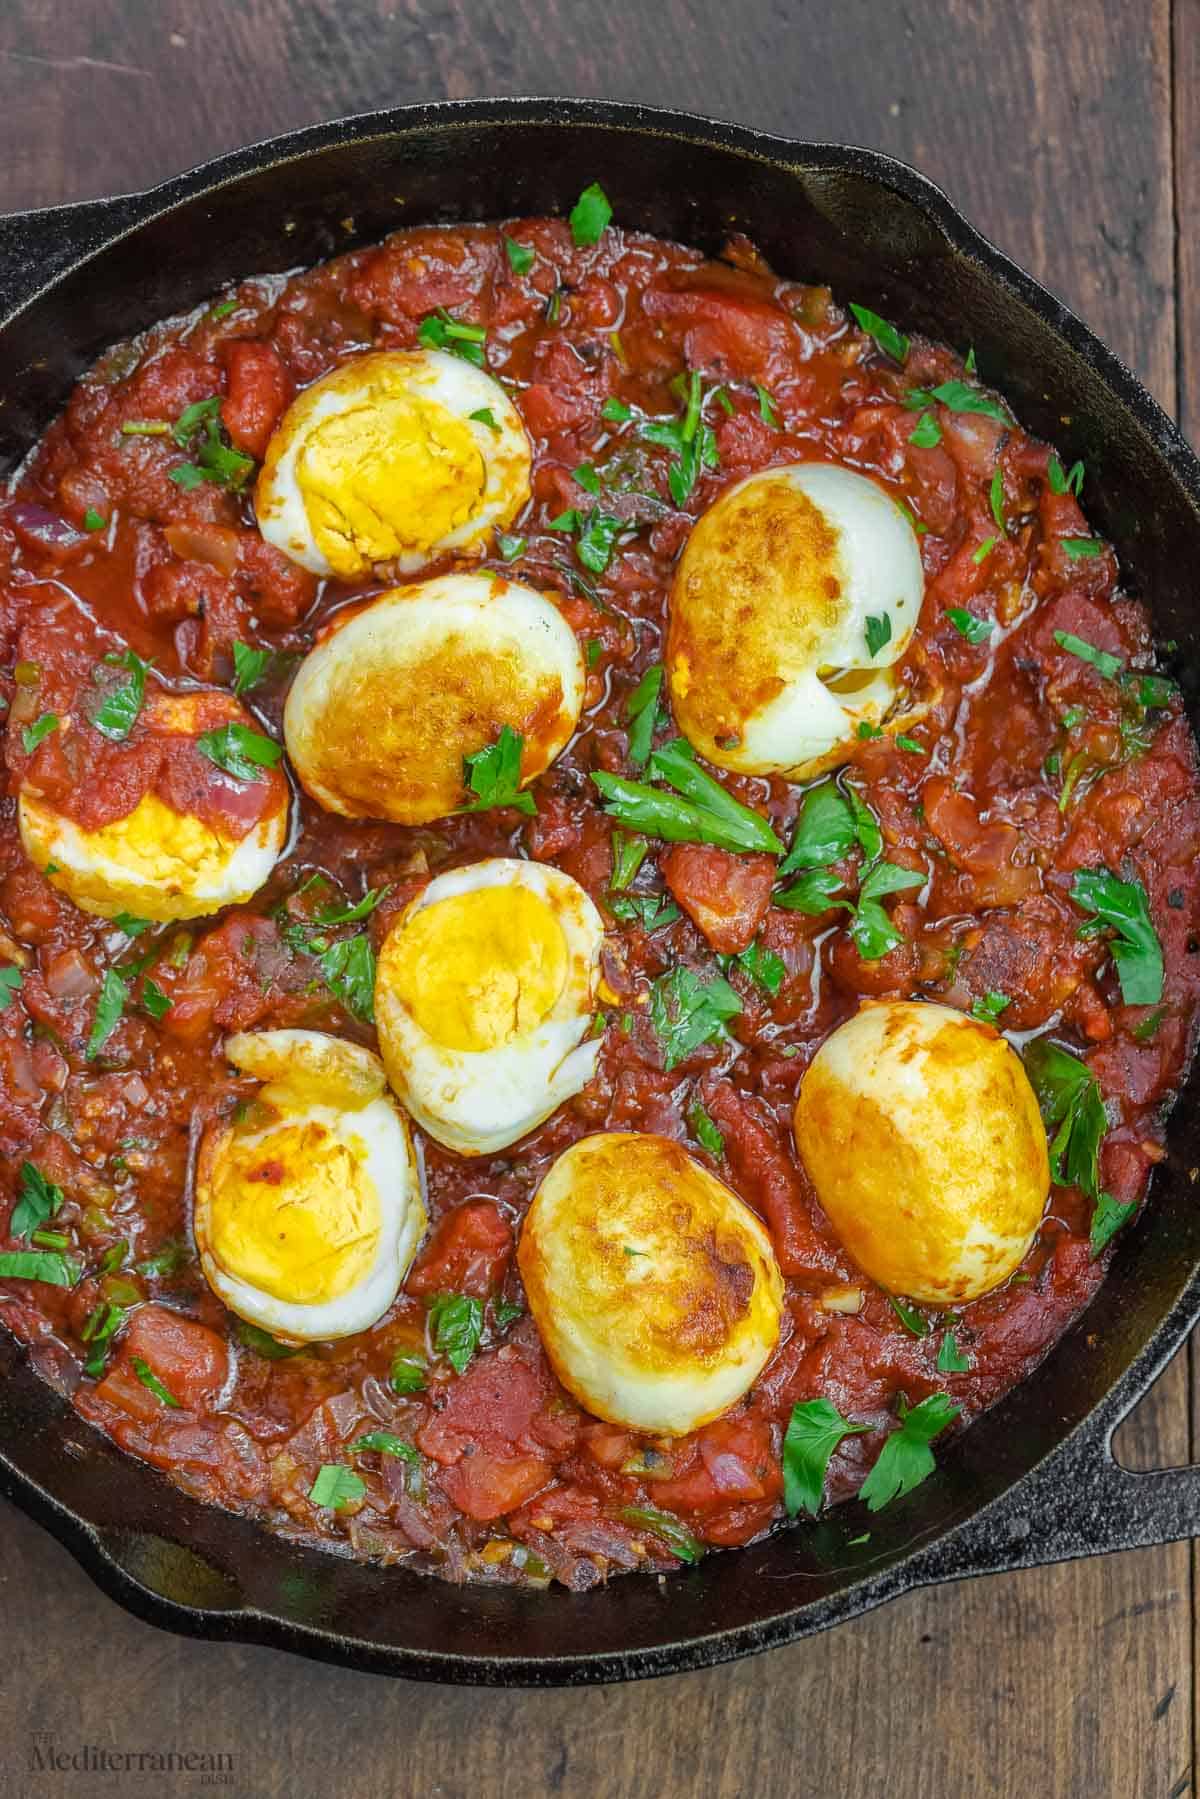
<box><xmin>194</xmin><ymin>1029</ymin><xmax>425</xmax><ymax>1343</ymax></box>
<box><xmin>18</xmin><ymin>690</ymin><xmax>288</xmax><ymax>923</ymax></box>
<box><xmin>375</xmin><ymin>858</ymin><xmax>604</xmax><ymax>1156</ymax></box>
<box><xmin>667</xmin><ymin>461</ymin><xmax>926</xmax><ymax>780</ymax></box>
<box><xmin>254</xmin><ymin>348</ymin><xmax>532</xmax><ymax>578</ymax></box>
<box><xmin>282</xmin><ymin>573</ymin><xmax>585</xmax><ymax>825</ymax></box>
<box><xmin>518</xmin><ymin>1131</ymin><xmax>784</xmax><ymax>1436</ymax></box>
<box><xmin>794</xmin><ymin>1000</ymin><xmax>1050</xmax><ymax>1306</ymax></box>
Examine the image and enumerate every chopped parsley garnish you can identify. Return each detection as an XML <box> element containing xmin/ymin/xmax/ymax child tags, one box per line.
<box><xmin>857</xmin><ymin>719</ymin><xmax>884</xmax><ymax>739</ymax></box>
<box><xmin>0</xmin><ymin>1249</ymin><xmax>79</xmax><ymax>1286</ymax></box>
<box><xmin>1132</xmin><ymin>1006</ymin><xmax>1166</xmax><ymax>1042</ymax></box>
<box><xmin>586</xmin><ymin>636</ymin><xmax>603</xmax><ymax>668</ymax></box>
<box><xmin>93</xmin><ymin>648</ymin><xmax>151</xmax><ymax>741</ymax></box>
<box><xmin>1047</xmin><ymin>453</ymin><xmax>1085</xmax><ymax>496</ymax></box>
<box><xmin>594</xmin><ymin>739</ymin><xmax>782</xmax><ymax>856</ymax></box>
<box><xmin>140</xmin><ymin>978</ymin><xmax>172</xmax><ymax>1022</ymax></box>
<box><xmin>783</xmin><ymin>1398</ymin><xmax>871</xmax><ymax>1516</ymax></box>
<box><xmin>197</xmin><ymin>721</ymin><xmax>283</xmax><ymax>783</ymax></box>
<box><xmin>734</xmin><ymin>938</ymin><xmax>786</xmax><ymax>996</ymax></box>
<box><xmin>308</xmin><ymin>1464</ymin><xmax>366</xmax><ymax>1510</ymax></box>
<box><xmin>624</xmin><ymin>665</ymin><xmax>664</xmax><ymax>769</ymax></box>
<box><xmin>496</xmin><ymin>532</ymin><xmax>526</xmax><ymax>561</ymax></box>
<box><xmin>602</xmin><ymin>396</ymin><xmax>632</xmax><ymax>423</ymax></box>
<box><xmin>774</xmin><ymin>867</ymin><xmax>846</xmax><ymax>914</ymax></box>
<box><xmin>461</xmin><ymin>723</ymin><xmax>536</xmax><ymax>816</ymax></box>
<box><xmin>0</xmin><ymin>965</ymin><xmax>22</xmax><ymax>1010</ymax></box>
<box><xmin>945</xmin><ymin>607</ymin><xmax>994</xmax><ymax>645</ymax></box>
<box><xmin>209</xmin><ymin>298</ymin><xmax>238</xmax><ymax>322</ymax></box>
<box><xmin>895</xmin><ymin>735</ymin><xmax>926</xmax><ymax>754</ymax></box>
<box><xmin>971</xmin><ymin>535</ymin><xmax>997</xmax><ymax>566</ymax></box>
<box><xmin>755</xmin><ymin>383</ymin><xmax>780</xmax><ymax>427</ymax></box>
<box><xmin>21</xmin><ymin>713</ymin><xmax>59</xmax><ymax>754</ymax></box>
<box><xmin>314</xmin><ymin>935</ymin><xmax>376</xmax><ymax>1024</ymax></box>
<box><xmin>348</xmin><ymin>1432</ymin><xmax>421</xmax><ymax>1464</ymax></box>
<box><xmin>170</xmin><ymin>395</ymin><xmax>254</xmax><ymax>491</ymax></box>
<box><xmin>1061</xmin><ymin>536</ymin><xmax>1103</xmax><ymax>560</ymax></box>
<box><xmin>11</xmin><ymin>1162</ymin><xmax>64</xmax><ymax>1239</ymax></box>
<box><xmin>858</xmin><ymin>1392</ymin><xmax>961</xmax><ymax>1512</ymax></box>
<box><xmin>113</xmin><ymin>913</ymin><xmax>151</xmax><ymax>937</ymax></box>
<box><xmin>131</xmin><ymin>1356</ymin><xmax>181</xmax><ymax>1408</ymax></box>
<box><xmin>849</xmin><ymin>861</ymin><xmax>924</xmax><ymax>960</ymax></box>
<box><xmin>470</xmin><ymin>406</ymin><xmax>499</xmax><ymax>432</ymax></box>
<box><xmin>231</xmin><ymin>640</ymin><xmax>273</xmax><ymax>696</ymax></box>
<box><xmin>83</xmin><ymin>507</ymin><xmax>107</xmax><ymax>531</ymax></box>
<box><xmin>937</xmin><ymin>1330</ymin><xmax>971</xmax><ymax>1373</ymax></box>
<box><xmin>1090</xmin><ymin>1191</ymin><xmax>1136</xmax><ymax>1257</ymax></box>
<box><xmin>81</xmin><ymin>1300</ymin><xmax>127</xmax><ymax>1377</ymax></box>
<box><xmin>607</xmin><ymin>894</ymin><xmax>680</xmax><ymax>931</ymax></box>
<box><xmin>492</xmin><ymin>1298</ymin><xmax>523</xmax><ymax>1330</ymax></box>
<box><xmin>619</xmin><ymin>1504</ymin><xmax>703</xmax><ymax>1564</ymax></box>
<box><xmin>864</xmin><ymin>613</ymin><xmax>892</xmax><ymax>657</ymax></box>
<box><xmin>504</xmin><ymin>235</ymin><xmax>535</xmax><ymax>275</ymax></box>
<box><xmin>906</xmin><ymin>378</ymin><xmax>1008</xmax><ymax>425</ymax></box>
<box><xmin>428</xmin><ymin>1292</ymin><xmax>484</xmax><ymax>1374</ymax></box>
<box><xmin>687</xmin><ymin>1097</ymin><xmax>725</xmax><ymax>1158</ymax></box>
<box><xmin>569</xmin><ymin>182</ymin><xmax>612</xmax><ymax>246</ymax></box>
<box><xmin>989</xmin><ymin>466</ymin><xmax>1006</xmax><ymax>531</ymax></box>
<box><xmin>780</xmin><ymin>780</ymin><xmax>856</xmax><ymax>875</ymax></box>
<box><xmin>848</xmin><ymin>303</ymin><xmax>909</xmax><ymax>364</ymax></box>
<box><xmin>889</xmin><ymin>1295</ymin><xmax>931</xmax><ymax>1336</ymax></box>
<box><xmin>388</xmin><ymin>1352</ymin><xmax>427</xmax><ymax>1397</ymax></box>
<box><xmin>574</xmin><ymin>463</ymin><xmax>601</xmax><ymax>494</ymax></box>
<box><xmin>908</xmin><ymin>411</ymin><xmax>941</xmax><ymax>448</ymax></box>
<box><xmin>1053</xmin><ymin>631</ymin><xmax>1123</xmax><ymax>681</ymax></box>
<box><xmin>971</xmin><ymin>990</ymin><xmax>1011</xmax><ymax>1024</ymax></box>
<box><xmin>316</xmin><ymin>885</ymin><xmax>390</xmax><ymax>926</ymax></box>
<box><xmin>417</xmin><ymin>309</ymin><xmax>487</xmax><ymax>366</ymax></box>
<box><xmin>609</xmin><ymin>829</ymin><xmax>648</xmax><ymax>892</ymax></box>
<box><xmin>85</xmin><ymin>968</ymin><xmax>128</xmax><ymax>1060</ymax></box>
<box><xmin>640</xmin><ymin>370</ymin><xmax>719</xmax><ymax>507</ymax></box>
<box><xmin>235</xmin><ymin>1320</ymin><xmax>302</xmax><ymax>1360</ymax></box>
<box><xmin>649</xmin><ymin>966</ymin><xmax>741</xmax><ymax>1070</ymax></box>
<box><xmin>1023</xmin><ymin>1038</ymin><xmax>1107</xmax><ymax>1204</ymax></box>
<box><xmin>1070</xmin><ymin>868</ymin><xmax>1163</xmax><ymax>1005</ymax></box>
<box><xmin>552</xmin><ymin>504</ymin><xmax>625</xmax><ymax>574</ymax></box>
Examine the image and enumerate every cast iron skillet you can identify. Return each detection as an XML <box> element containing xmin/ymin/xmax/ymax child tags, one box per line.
<box><xmin>1</xmin><ymin>96</ymin><xmax>1199</xmax><ymax>1687</ymax></box>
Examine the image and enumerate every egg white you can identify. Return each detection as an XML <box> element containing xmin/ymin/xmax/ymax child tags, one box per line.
<box><xmin>194</xmin><ymin>1029</ymin><xmax>425</xmax><ymax>1343</ymax></box>
<box><xmin>793</xmin><ymin>1000</ymin><xmax>1050</xmax><ymax>1305</ymax></box>
<box><xmin>518</xmin><ymin>1131</ymin><xmax>784</xmax><ymax>1435</ymax></box>
<box><xmin>374</xmin><ymin>858</ymin><xmax>604</xmax><ymax>1156</ymax></box>
<box><xmin>283</xmin><ymin>572</ymin><xmax>585</xmax><ymax>825</ymax></box>
<box><xmin>255</xmin><ymin>348</ymin><xmax>531</xmax><ymax>578</ymax></box>
<box><xmin>667</xmin><ymin>461</ymin><xmax>927</xmax><ymax>779</ymax></box>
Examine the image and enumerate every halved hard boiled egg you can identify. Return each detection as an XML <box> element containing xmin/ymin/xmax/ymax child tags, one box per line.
<box><xmin>518</xmin><ymin>1132</ymin><xmax>784</xmax><ymax>1435</ymax></box>
<box><xmin>374</xmin><ymin>858</ymin><xmax>604</xmax><ymax>1156</ymax></box>
<box><xmin>18</xmin><ymin>691</ymin><xmax>289</xmax><ymax>923</ymax></box>
<box><xmin>667</xmin><ymin>462</ymin><xmax>927</xmax><ymax>779</ymax></box>
<box><xmin>794</xmin><ymin>1000</ymin><xmax>1049</xmax><ymax>1306</ymax></box>
<box><xmin>255</xmin><ymin>348</ymin><xmax>531</xmax><ymax>578</ymax></box>
<box><xmin>194</xmin><ymin>1029</ymin><xmax>425</xmax><ymax>1343</ymax></box>
<box><xmin>283</xmin><ymin>573</ymin><xmax>584</xmax><ymax>824</ymax></box>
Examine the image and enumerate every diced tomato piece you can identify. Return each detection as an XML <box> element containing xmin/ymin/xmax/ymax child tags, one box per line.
<box><xmin>438</xmin><ymin>1451</ymin><xmax>551</xmax><ymax>1521</ymax></box>
<box><xmin>96</xmin><ymin>1303</ymin><xmax>228</xmax><ymax>1420</ymax></box>
<box><xmin>660</xmin><ymin>845</ymin><xmax>776</xmax><ymax>953</ymax></box>
<box><xmin>406</xmin><ymin>1199</ymin><xmax>513</xmax><ymax>1298</ymax></box>
<box><xmin>220</xmin><ymin>341</ymin><xmax>293</xmax><ymax>459</ymax></box>
<box><xmin>417</xmin><ymin>1349</ymin><xmax>548</xmax><ymax>1464</ymax></box>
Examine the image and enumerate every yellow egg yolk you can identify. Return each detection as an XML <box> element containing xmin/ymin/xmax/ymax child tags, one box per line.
<box><xmin>296</xmin><ymin>387</ymin><xmax>486</xmax><ymax>577</ymax></box>
<box><xmin>25</xmin><ymin>791</ymin><xmax>235</xmax><ymax>920</ymax></box>
<box><xmin>390</xmin><ymin>885</ymin><xmax>569</xmax><ymax>1052</ymax></box>
<box><xmin>207</xmin><ymin>1117</ymin><xmax>382</xmax><ymax>1305</ymax></box>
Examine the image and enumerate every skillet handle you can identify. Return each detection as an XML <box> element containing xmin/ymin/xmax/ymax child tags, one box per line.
<box><xmin>0</xmin><ymin>192</ymin><xmax>149</xmax><ymax>322</ymax></box>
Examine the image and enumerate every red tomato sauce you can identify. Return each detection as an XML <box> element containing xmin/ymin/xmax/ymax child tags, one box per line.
<box><xmin>1</xmin><ymin>215</ymin><xmax>1198</xmax><ymax>1590</ymax></box>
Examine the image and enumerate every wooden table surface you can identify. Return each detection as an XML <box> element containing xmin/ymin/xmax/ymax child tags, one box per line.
<box><xmin>0</xmin><ymin>3</ymin><xmax>1197</xmax><ymax>1794</ymax></box>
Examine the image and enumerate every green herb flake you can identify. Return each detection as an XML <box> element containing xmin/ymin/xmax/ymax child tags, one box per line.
<box><xmin>21</xmin><ymin>713</ymin><xmax>59</xmax><ymax>754</ymax></box>
<box><xmin>235</xmin><ymin>1319</ymin><xmax>302</xmax><ymax>1360</ymax></box>
<box><xmin>857</xmin><ymin>719</ymin><xmax>884</xmax><ymax>739</ymax></box>
<box><xmin>1070</xmin><ymin>868</ymin><xmax>1164</xmax><ymax>1006</ymax></box>
<box><xmin>909</xmin><ymin>411</ymin><xmax>941</xmax><ymax>448</ymax></box>
<box><xmin>0</xmin><ymin>965</ymin><xmax>22</xmax><ymax>1010</ymax></box>
<box><xmin>779</xmin><ymin>781</ymin><xmax>855</xmax><ymax>875</ymax></box>
<box><xmin>504</xmin><ymin>236</ymin><xmax>535</xmax><ymax>275</ymax></box>
<box><xmin>1053</xmin><ymin>631</ymin><xmax>1124</xmax><ymax>681</ymax></box>
<box><xmin>85</xmin><ymin>968</ymin><xmax>128</xmax><ymax>1061</ymax></box>
<box><xmin>848</xmin><ymin>303</ymin><xmax>909</xmax><ymax>364</ymax></box>
<box><xmin>602</xmin><ymin>396</ymin><xmax>632</xmax><ymax>424</ymax></box>
<box><xmin>1047</xmin><ymin>453</ymin><xmax>1085</xmax><ymax>497</ymax></box>
<box><xmin>735</xmin><ymin>938</ymin><xmax>786</xmax><ymax>996</ymax></box>
<box><xmin>755</xmin><ymin>383</ymin><xmax>780</xmax><ymax>427</ymax></box>
<box><xmin>496</xmin><ymin>532</ymin><xmax>527</xmax><ymax>562</ymax></box>
<box><xmin>625</xmin><ymin>665</ymin><xmax>664</xmax><ymax>769</ymax></box>
<box><xmin>11</xmin><ymin>1162</ymin><xmax>65</xmax><ymax>1239</ymax></box>
<box><xmin>417</xmin><ymin>308</ymin><xmax>487</xmax><ymax>366</ymax></box>
<box><xmin>1023</xmin><ymin>1038</ymin><xmax>1107</xmax><ymax>1200</ymax></box>
<box><xmin>607</xmin><ymin>894</ymin><xmax>681</xmax><ymax>931</ymax></box>
<box><xmin>889</xmin><ymin>1295</ymin><xmax>931</xmax><ymax>1337</ymax></box>
<box><xmin>140</xmin><ymin>978</ymin><xmax>172</xmax><ymax>1022</ymax></box>
<box><xmin>593</xmin><ymin>760</ymin><xmax>782</xmax><ymax>858</ymax></box>
<box><xmin>858</xmin><ymin>1392</ymin><xmax>961</xmax><ymax>1512</ymax></box>
<box><xmin>687</xmin><ymin>1097</ymin><xmax>725</xmax><ymax>1158</ymax></box>
<box><xmin>971</xmin><ymin>990</ymin><xmax>1011</xmax><ymax>1024</ymax></box>
<box><xmin>197</xmin><ymin>722</ymin><xmax>283</xmax><ymax>783</ymax></box>
<box><xmin>937</xmin><ymin>1330</ymin><xmax>971</xmax><ymax>1374</ymax></box>
<box><xmin>850</xmin><ymin>861</ymin><xmax>924</xmax><ymax>961</ymax></box>
<box><xmin>569</xmin><ymin>182</ymin><xmax>613</xmax><ymax>247</ymax></box>
<box><xmin>774</xmin><ymin>867</ymin><xmax>846</xmax><ymax>914</ymax></box>
<box><xmin>649</xmin><ymin>966</ymin><xmax>742</xmax><ymax>1070</ymax></box>
<box><xmin>0</xmin><ymin>1249</ymin><xmax>80</xmax><ymax>1286</ymax></box>
<box><xmin>912</xmin><ymin>378</ymin><xmax>1009</xmax><ymax>424</ymax></box>
<box><xmin>314</xmin><ymin>934</ymin><xmax>376</xmax><ymax>1024</ymax></box>
<box><xmin>390</xmin><ymin>1352</ymin><xmax>426</xmax><ymax>1395</ymax></box>
<box><xmin>619</xmin><ymin>1504</ymin><xmax>703</xmax><ymax>1564</ymax></box>
<box><xmin>945</xmin><ymin>608</ymin><xmax>994</xmax><ymax>645</ymax></box>
<box><xmin>131</xmin><ymin>1356</ymin><xmax>181</xmax><ymax>1408</ymax></box>
<box><xmin>864</xmin><ymin>613</ymin><xmax>892</xmax><ymax>658</ymax></box>
<box><xmin>83</xmin><ymin>507</ymin><xmax>107</xmax><ymax>531</ymax></box>
<box><xmin>169</xmin><ymin>394</ymin><xmax>254</xmax><ymax>490</ymax></box>
<box><xmin>93</xmin><ymin>649</ymin><xmax>152</xmax><ymax>742</ymax></box>
<box><xmin>461</xmin><ymin>723</ymin><xmax>536</xmax><ymax>816</ymax></box>
<box><xmin>895</xmin><ymin>735</ymin><xmax>926</xmax><ymax>755</ymax></box>
<box><xmin>972</xmin><ymin>535</ymin><xmax>997</xmax><ymax>566</ymax></box>
<box><xmin>348</xmin><ymin>1432</ymin><xmax>421</xmax><ymax>1464</ymax></box>
<box><xmin>1061</xmin><ymin>536</ymin><xmax>1103</xmax><ymax>561</ymax></box>
<box><xmin>782</xmin><ymin>1397</ymin><xmax>871</xmax><ymax>1517</ymax></box>
<box><xmin>586</xmin><ymin>636</ymin><xmax>603</xmax><ymax>668</ymax></box>
<box><xmin>470</xmin><ymin>407</ymin><xmax>500</xmax><ymax>432</ymax></box>
<box><xmin>609</xmin><ymin>830</ymin><xmax>649</xmax><ymax>893</ymax></box>
<box><xmin>639</xmin><ymin>371</ymin><xmax>719</xmax><ymax>507</ymax></box>
<box><xmin>989</xmin><ymin>466</ymin><xmax>1007</xmax><ymax>531</ymax></box>
<box><xmin>209</xmin><ymin>298</ymin><xmax>238</xmax><ymax>322</ymax></box>
<box><xmin>308</xmin><ymin>1464</ymin><xmax>366</xmax><ymax>1510</ymax></box>
<box><xmin>232</xmin><ymin>640</ymin><xmax>273</xmax><ymax>696</ymax></box>
<box><xmin>428</xmin><ymin>1292</ymin><xmax>484</xmax><ymax>1374</ymax></box>
<box><xmin>1090</xmin><ymin>1191</ymin><xmax>1136</xmax><ymax>1257</ymax></box>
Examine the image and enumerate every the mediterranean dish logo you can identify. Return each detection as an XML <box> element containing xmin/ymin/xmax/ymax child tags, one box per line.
<box><xmin>26</xmin><ymin>1732</ymin><xmax>236</xmax><ymax>1784</ymax></box>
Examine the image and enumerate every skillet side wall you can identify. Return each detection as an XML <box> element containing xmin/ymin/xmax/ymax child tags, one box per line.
<box><xmin>1</xmin><ymin>105</ymin><xmax>1200</xmax><ymax>1682</ymax></box>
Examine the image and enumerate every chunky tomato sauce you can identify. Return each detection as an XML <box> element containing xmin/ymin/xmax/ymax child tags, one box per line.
<box><xmin>2</xmin><ymin>214</ymin><xmax>1199</xmax><ymax>1589</ymax></box>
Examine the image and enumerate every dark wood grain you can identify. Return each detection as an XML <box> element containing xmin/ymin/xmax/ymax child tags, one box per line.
<box><xmin>0</xmin><ymin>4</ymin><xmax>1193</xmax><ymax>1795</ymax></box>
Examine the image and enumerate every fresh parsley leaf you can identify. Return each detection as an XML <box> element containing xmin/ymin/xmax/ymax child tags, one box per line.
<box><xmin>1132</xmin><ymin>1006</ymin><xmax>1166</xmax><ymax>1042</ymax></box>
<box><xmin>209</xmin><ymin>298</ymin><xmax>238</xmax><ymax>322</ymax></box>
<box><xmin>889</xmin><ymin>1295</ymin><xmax>932</xmax><ymax>1336</ymax></box>
<box><xmin>314</xmin><ymin>935</ymin><xmax>376</xmax><ymax>1023</ymax></box>
<box><xmin>80</xmin><ymin>1300</ymin><xmax>127</xmax><ymax>1377</ymax></box>
<box><xmin>131</xmin><ymin>1356</ymin><xmax>181</xmax><ymax>1408</ymax></box>
<box><xmin>864</xmin><ymin>613</ymin><xmax>892</xmax><ymax>658</ymax></box>
<box><xmin>945</xmin><ymin>608</ymin><xmax>994</xmax><ymax>645</ymax></box>
<box><xmin>0</xmin><ymin>965</ymin><xmax>22</xmax><ymax>1010</ymax></box>
<box><xmin>972</xmin><ymin>535</ymin><xmax>997</xmax><ymax>566</ymax></box>
<box><xmin>1061</xmin><ymin>537</ymin><xmax>1103</xmax><ymax>560</ymax></box>
<box><xmin>607</xmin><ymin>894</ymin><xmax>681</xmax><ymax>931</ymax></box>
<box><xmin>1023</xmin><ymin>1038</ymin><xmax>1107</xmax><ymax>1200</ymax></box>
<box><xmin>647</xmin><ymin>738</ymin><xmax>783</xmax><ymax>853</ymax></box>
<box><xmin>11</xmin><ymin>1162</ymin><xmax>64</xmax><ymax>1239</ymax></box>
<box><xmin>619</xmin><ymin>1504</ymin><xmax>703</xmax><ymax>1564</ymax></box>
<box><xmin>989</xmin><ymin>466</ymin><xmax>1006</xmax><ymax>531</ymax></box>
<box><xmin>574</xmin><ymin>463</ymin><xmax>602</xmax><ymax>495</ymax></box>
<box><xmin>86</xmin><ymin>968</ymin><xmax>128</xmax><ymax>1060</ymax></box>
<box><xmin>895</xmin><ymin>735</ymin><xmax>926</xmax><ymax>754</ymax></box>
<box><xmin>640</xmin><ymin>371</ymin><xmax>719</xmax><ymax>507</ymax></box>
<box><xmin>417</xmin><ymin>308</ymin><xmax>487</xmax><ymax>366</ymax></box>
<box><xmin>390</xmin><ymin>1352</ymin><xmax>426</xmax><ymax>1394</ymax></box>
<box><xmin>586</xmin><ymin>636</ymin><xmax>603</xmax><ymax>668</ymax></box>
<box><xmin>197</xmin><ymin>722</ymin><xmax>283</xmax><ymax>783</ymax></box>
<box><xmin>937</xmin><ymin>1330</ymin><xmax>971</xmax><ymax>1373</ymax></box>
<box><xmin>504</xmin><ymin>235</ymin><xmax>535</xmax><ymax>275</ymax></box>
<box><xmin>308</xmin><ymin>1464</ymin><xmax>365</xmax><ymax>1510</ymax></box>
<box><xmin>849</xmin><ymin>861</ymin><xmax>924</xmax><ymax>960</ymax></box>
<box><xmin>496</xmin><ymin>532</ymin><xmax>526</xmax><ymax>561</ymax></box>
<box><xmin>910</xmin><ymin>379</ymin><xmax>1009</xmax><ymax>424</ymax></box>
<box><xmin>1047</xmin><ymin>453</ymin><xmax>1085</xmax><ymax>496</ymax></box>
<box><xmin>83</xmin><ymin>507</ymin><xmax>107</xmax><ymax>531</ymax></box>
<box><xmin>971</xmin><ymin>990</ymin><xmax>1011</xmax><ymax>1024</ymax></box>
<box><xmin>93</xmin><ymin>649</ymin><xmax>151</xmax><ymax>741</ymax></box>
<box><xmin>573</xmin><ymin>508</ymin><xmax>623</xmax><ymax>574</ymax></box>
<box><xmin>687</xmin><ymin>1097</ymin><xmax>725</xmax><ymax>1158</ymax></box>
<box><xmin>348</xmin><ymin>1431</ymin><xmax>421</xmax><ymax>1464</ymax></box>
<box><xmin>625</xmin><ymin>665</ymin><xmax>664</xmax><ymax>769</ymax></box>
<box><xmin>21</xmin><ymin>713</ymin><xmax>59</xmax><ymax>753</ymax></box>
<box><xmin>461</xmin><ymin>723</ymin><xmax>536</xmax><ymax>816</ymax></box>
<box><xmin>848</xmin><ymin>303</ymin><xmax>909</xmax><ymax>364</ymax></box>
<box><xmin>609</xmin><ymin>830</ymin><xmax>648</xmax><ymax>892</ymax></box>
<box><xmin>113</xmin><ymin>913</ymin><xmax>151</xmax><ymax>937</ymax></box>
<box><xmin>140</xmin><ymin>978</ymin><xmax>171</xmax><ymax>1021</ymax></box>
<box><xmin>1053</xmin><ymin>631</ymin><xmax>1123</xmax><ymax>681</ymax></box>
<box><xmin>594</xmin><ymin>744</ymin><xmax>782</xmax><ymax>857</ymax></box>
<box><xmin>1090</xmin><ymin>1191</ymin><xmax>1136</xmax><ymax>1257</ymax></box>
<box><xmin>316</xmin><ymin>885</ymin><xmax>390</xmax><ymax>926</ymax></box>
<box><xmin>428</xmin><ymin>1292</ymin><xmax>484</xmax><ymax>1374</ymax></box>
<box><xmin>783</xmin><ymin>1399</ymin><xmax>870</xmax><ymax>1516</ymax></box>
<box><xmin>470</xmin><ymin>407</ymin><xmax>500</xmax><ymax>432</ymax></box>
<box><xmin>846</xmin><ymin>787</ymin><xmax>883</xmax><ymax>860</ymax></box>
<box><xmin>909</xmin><ymin>411</ymin><xmax>941</xmax><ymax>448</ymax></box>
<box><xmin>857</xmin><ymin>719</ymin><xmax>884</xmax><ymax>739</ymax></box>
<box><xmin>569</xmin><ymin>182</ymin><xmax>612</xmax><ymax>246</ymax></box>
<box><xmin>0</xmin><ymin>1249</ymin><xmax>79</xmax><ymax>1286</ymax></box>
<box><xmin>755</xmin><ymin>383</ymin><xmax>780</xmax><ymax>427</ymax></box>
<box><xmin>1070</xmin><ymin>868</ymin><xmax>1164</xmax><ymax>1005</ymax></box>
<box><xmin>649</xmin><ymin>967</ymin><xmax>741</xmax><ymax>1070</ymax></box>
<box><xmin>235</xmin><ymin>1319</ymin><xmax>302</xmax><ymax>1359</ymax></box>
<box><xmin>735</xmin><ymin>938</ymin><xmax>786</xmax><ymax>996</ymax></box>
<box><xmin>775</xmin><ymin>867</ymin><xmax>847</xmax><ymax>914</ymax></box>
<box><xmin>170</xmin><ymin>395</ymin><xmax>254</xmax><ymax>490</ymax></box>
<box><xmin>602</xmin><ymin>396</ymin><xmax>632</xmax><ymax>423</ymax></box>
<box><xmin>779</xmin><ymin>781</ymin><xmax>855</xmax><ymax>875</ymax></box>
<box><xmin>858</xmin><ymin>1393</ymin><xmax>961</xmax><ymax>1512</ymax></box>
<box><xmin>232</xmin><ymin>640</ymin><xmax>272</xmax><ymax>695</ymax></box>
